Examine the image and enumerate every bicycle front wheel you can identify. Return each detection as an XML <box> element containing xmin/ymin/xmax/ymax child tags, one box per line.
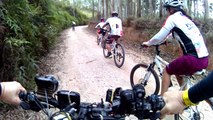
<box><xmin>174</xmin><ymin>106</ymin><xmax>201</xmax><ymax>120</ymax></box>
<box><xmin>113</xmin><ymin>43</ymin><xmax>125</xmax><ymax>68</ymax></box>
<box><xmin>130</xmin><ymin>63</ymin><xmax>160</xmax><ymax>95</ymax></box>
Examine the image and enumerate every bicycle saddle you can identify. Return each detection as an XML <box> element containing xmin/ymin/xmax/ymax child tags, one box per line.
<box><xmin>194</xmin><ymin>69</ymin><xmax>206</xmax><ymax>75</ymax></box>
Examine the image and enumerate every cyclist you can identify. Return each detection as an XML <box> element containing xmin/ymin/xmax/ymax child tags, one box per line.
<box><xmin>160</xmin><ymin>71</ymin><xmax>213</xmax><ymax>118</ymax></box>
<box><xmin>102</xmin><ymin>11</ymin><xmax>123</xmax><ymax>57</ymax></box>
<box><xmin>95</xmin><ymin>18</ymin><xmax>106</xmax><ymax>41</ymax></box>
<box><xmin>72</xmin><ymin>21</ymin><xmax>76</xmax><ymax>31</ymax></box>
<box><xmin>0</xmin><ymin>81</ymin><xmax>26</xmax><ymax>105</ymax></box>
<box><xmin>142</xmin><ymin>0</ymin><xmax>209</xmax><ymax>96</ymax></box>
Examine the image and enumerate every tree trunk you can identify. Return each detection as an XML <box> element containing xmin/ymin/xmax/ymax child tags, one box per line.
<box><xmin>101</xmin><ymin>0</ymin><xmax>104</xmax><ymax>18</ymax></box>
<box><xmin>187</xmin><ymin>0</ymin><xmax>192</xmax><ymax>15</ymax></box>
<box><xmin>159</xmin><ymin>0</ymin><xmax>163</xmax><ymax>18</ymax></box>
<box><xmin>204</xmin><ymin>0</ymin><xmax>209</xmax><ymax>21</ymax></box>
<box><xmin>111</xmin><ymin>0</ymin><xmax>115</xmax><ymax>11</ymax></box>
<box><xmin>106</xmin><ymin>0</ymin><xmax>109</xmax><ymax>18</ymax></box>
<box><xmin>118</xmin><ymin>0</ymin><xmax>123</xmax><ymax>19</ymax></box>
<box><xmin>92</xmin><ymin>0</ymin><xmax>94</xmax><ymax>19</ymax></box>
<box><xmin>137</xmin><ymin>0</ymin><xmax>142</xmax><ymax>17</ymax></box>
<box><xmin>127</xmin><ymin>0</ymin><xmax>132</xmax><ymax>17</ymax></box>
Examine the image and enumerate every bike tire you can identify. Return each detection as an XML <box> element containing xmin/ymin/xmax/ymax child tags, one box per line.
<box><xmin>174</xmin><ymin>78</ymin><xmax>202</xmax><ymax>120</ymax></box>
<box><xmin>101</xmin><ymin>39</ymin><xmax>105</xmax><ymax>48</ymax></box>
<box><xmin>97</xmin><ymin>36</ymin><xmax>100</xmax><ymax>45</ymax></box>
<box><xmin>113</xmin><ymin>43</ymin><xmax>125</xmax><ymax>68</ymax></box>
<box><xmin>130</xmin><ymin>63</ymin><xmax>160</xmax><ymax>95</ymax></box>
<box><xmin>103</xmin><ymin>40</ymin><xmax>109</xmax><ymax>58</ymax></box>
<box><xmin>174</xmin><ymin>107</ymin><xmax>201</xmax><ymax>120</ymax></box>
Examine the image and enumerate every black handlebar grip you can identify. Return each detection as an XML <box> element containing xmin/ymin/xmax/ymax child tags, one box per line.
<box><xmin>19</xmin><ymin>91</ymin><xmax>26</xmax><ymax>100</ymax></box>
<box><xmin>19</xmin><ymin>92</ymin><xmax>31</xmax><ymax>110</ymax></box>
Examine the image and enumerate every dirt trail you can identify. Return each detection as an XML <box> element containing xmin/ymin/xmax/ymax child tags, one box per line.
<box><xmin>50</xmin><ymin>26</ymin><xmax>213</xmax><ymax>120</ymax></box>
<box><xmin>51</xmin><ymin>25</ymin><xmax>149</xmax><ymax>102</ymax></box>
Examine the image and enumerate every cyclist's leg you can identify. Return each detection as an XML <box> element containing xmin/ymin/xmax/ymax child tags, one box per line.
<box><xmin>175</xmin><ymin>75</ymin><xmax>183</xmax><ymax>86</ymax></box>
<box><xmin>161</xmin><ymin>69</ymin><xmax>171</xmax><ymax>96</ymax></box>
<box><xmin>161</xmin><ymin>55</ymin><xmax>194</xmax><ymax>95</ymax></box>
<box><xmin>106</xmin><ymin>35</ymin><xmax>113</xmax><ymax>56</ymax></box>
<box><xmin>161</xmin><ymin>55</ymin><xmax>208</xmax><ymax>95</ymax></box>
<box><xmin>161</xmin><ymin>69</ymin><xmax>184</xmax><ymax>95</ymax></box>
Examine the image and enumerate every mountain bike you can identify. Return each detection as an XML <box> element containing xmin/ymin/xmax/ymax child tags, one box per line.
<box><xmin>130</xmin><ymin>43</ymin><xmax>207</xmax><ymax>120</ymax></box>
<box><xmin>103</xmin><ymin>37</ymin><xmax>125</xmax><ymax>68</ymax></box>
<box><xmin>19</xmin><ymin>75</ymin><xmax>165</xmax><ymax>120</ymax></box>
<box><xmin>97</xmin><ymin>29</ymin><xmax>107</xmax><ymax>48</ymax></box>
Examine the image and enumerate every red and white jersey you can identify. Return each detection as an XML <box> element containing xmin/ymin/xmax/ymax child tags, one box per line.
<box><xmin>148</xmin><ymin>11</ymin><xmax>208</xmax><ymax>58</ymax></box>
<box><xmin>105</xmin><ymin>17</ymin><xmax>122</xmax><ymax>36</ymax></box>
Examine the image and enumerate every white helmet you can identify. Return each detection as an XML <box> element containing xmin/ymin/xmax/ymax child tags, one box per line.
<box><xmin>164</xmin><ymin>0</ymin><xmax>183</xmax><ymax>8</ymax></box>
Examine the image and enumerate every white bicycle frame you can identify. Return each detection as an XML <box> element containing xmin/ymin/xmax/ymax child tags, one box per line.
<box><xmin>152</xmin><ymin>47</ymin><xmax>206</xmax><ymax>120</ymax></box>
<box><xmin>154</xmin><ymin>55</ymin><xmax>169</xmax><ymax>77</ymax></box>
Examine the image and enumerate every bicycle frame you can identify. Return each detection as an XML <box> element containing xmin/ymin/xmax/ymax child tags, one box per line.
<box><xmin>154</xmin><ymin>55</ymin><xmax>169</xmax><ymax>77</ymax></box>
<box><xmin>149</xmin><ymin>45</ymin><xmax>205</xmax><ymax>120</ymax></box>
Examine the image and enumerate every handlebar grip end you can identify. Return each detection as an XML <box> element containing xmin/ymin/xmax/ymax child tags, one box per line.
<box><xmin>19</xmin><ymin>91</ymin><xmax>26</xmax><ymax>100</ymax></box>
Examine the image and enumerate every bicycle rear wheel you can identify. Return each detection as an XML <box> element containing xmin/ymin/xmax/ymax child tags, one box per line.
<box><xmin>113</xmin><ymin>43</ymin><xmax>125</xmax><ymax>68</ymax></box>
<box><xmin>97</xmin><ymin>36</ymin><xmax>100</xmax><ymax>45</ymax></box>
<box><xmin>130</xmin><ymin>63</ymin><xmax>160</xmax><ymax>95</ymax></box>
<box><xmin>103</xmin><ymin>40</ymin><xmax>109</xmax><ymax>58</ymax></box>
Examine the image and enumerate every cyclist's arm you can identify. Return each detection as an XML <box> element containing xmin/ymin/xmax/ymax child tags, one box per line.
<box><xmin>188</xmin><ymin>71</ymin><xmax>213</xmax><ymax>103</ymax></box>
<box><xmin>102</xmin><ymin>22</ymin><xmax>109</xmax><ymax>29</ymax></box>
<box><xmin>161</xmin><ymin>71</ymin><xmax>213</xmax><ymax>117</ymax></box>
<box><xmin>144</xmin><ymin>16</ymin><xmax>175</xmax><ymax>46</ymax></box>
<box><xmin>145</xmin><ymin>27</ymin><xmax>170</xmax><ymax>46</ymax></box>
<box><xmin>95</xmin><ymin>23</ymin><xmax>100</xmax><ymax>28</ymax></box>
<box><xmin>0</xmin><ymin>81</ymin><xmax>26</xmax><ymax>105</ymax></box>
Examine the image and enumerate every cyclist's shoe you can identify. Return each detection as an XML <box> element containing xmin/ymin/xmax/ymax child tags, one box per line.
<box><xmin>106</xmin><ymin>52</ymin><xmax>112</xmax><ymax>58</ymax></box>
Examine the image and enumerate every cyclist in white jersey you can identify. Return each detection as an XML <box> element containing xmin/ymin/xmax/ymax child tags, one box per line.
<box><xmin>102</xmin><ymin>11</ymin><xmax>123</xmax><ymax>57</ymax></box>
<box><xmin>142</xmin><ymin>0</ymin><xmax>209</xmax><ymax>96</ymax></box>
<box><xmin>95</xmin><ymin>18</ymin><xmax>106</xmax><ymax>40</ymax></box>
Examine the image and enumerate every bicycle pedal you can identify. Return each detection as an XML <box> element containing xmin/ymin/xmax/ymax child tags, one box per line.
<box><xmin>107</xmin><ymin>55</ymin><xmax>113</xmax><ymax>58</ymax></box>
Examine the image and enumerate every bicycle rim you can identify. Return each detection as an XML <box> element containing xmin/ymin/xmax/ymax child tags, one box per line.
<box><xmin>97</xmin><ymin>37</ymin><xmax>100</xmax><ymax>45</ymax></box>
<box><xmin>103</xmin><ymin>41</ymin><xmax>109</xmax><ymax>58</ymax></box>
<box><xmin>113</xmin><ymin>43</ymin><xmax>125</xmax><ymax>68</ymax></box>
<box><xmin>130</xmin><ymin>63</ymin><xmax>160</xmax><ymax>95</ymax></box>
<box><xmin>174</xmin><ymin>106</ymin><xmax>202</xmax><ymax>120</ymax></box>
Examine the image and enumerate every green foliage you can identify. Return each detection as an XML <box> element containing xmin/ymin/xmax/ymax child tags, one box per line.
<box><xmin>0</xmin><ymin>0</ymin><xmax>89</xmax><ymax>90</ymax></box>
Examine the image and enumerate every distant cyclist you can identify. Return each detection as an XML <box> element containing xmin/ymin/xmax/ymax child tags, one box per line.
<box><xmin>95</xmin><ymin>18</ymin><xmax>106</xmax><ymax>41</ymax></box>
<box><xmin>102</xmin><ymin>11</ymin><xmax>123</xmax><ymax>57</ymax></box>
<box><xmin>72</xmin><ymin>21</ymin><xmax>76</xmax><ymax>31</ymax></box>
<box><xmin>142</xmin><ymin>0</ymin><xmax>209</xmax><ymax>96</ymax></box>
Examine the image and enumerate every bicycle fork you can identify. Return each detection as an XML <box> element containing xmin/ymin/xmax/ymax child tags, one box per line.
<box><xmin>143</xmin><ymin>64</ymin><xmax>155</xmax><ymax>86</ymax></box>
<box><xmin>181</xmin><ymin>77</ymin><xmax>201</xmax><ymax>120</ymax></box>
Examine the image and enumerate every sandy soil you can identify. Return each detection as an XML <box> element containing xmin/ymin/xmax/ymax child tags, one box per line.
<box><xmin>49</xmin><ymin>25</ymin><xmax>149</xmax><ymax>102</ymax></box>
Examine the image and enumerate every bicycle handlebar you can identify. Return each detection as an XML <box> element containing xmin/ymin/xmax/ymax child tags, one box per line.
<box><xmin>19</xmin><ymin>75</ymin><xmax>165</xmax><ymax>120</ymax></box>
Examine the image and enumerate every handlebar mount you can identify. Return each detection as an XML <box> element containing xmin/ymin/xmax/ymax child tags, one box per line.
<box><xmin>19</xmin><ymin>75</ymin><xmax>165</xmax><ymax>120</ymax></box>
